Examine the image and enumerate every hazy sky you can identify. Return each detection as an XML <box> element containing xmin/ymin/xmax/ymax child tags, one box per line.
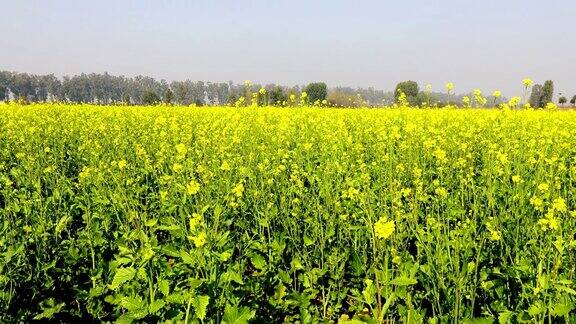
<box><xmin>1</xmin><ymin>0</ymin><xmax>575</xmax><ymax>96</ymax></box>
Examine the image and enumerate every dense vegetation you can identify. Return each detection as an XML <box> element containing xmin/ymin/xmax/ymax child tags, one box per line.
<box><xmin>1</xmin><ymin>103</ymin><xmax>576</xmax><ymax>322</ymax></box>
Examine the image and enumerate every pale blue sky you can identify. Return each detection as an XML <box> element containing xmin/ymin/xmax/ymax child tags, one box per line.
<box><xmin>1</xmin><ymin>0</ymin><xmax>574</xmax><ymax>97</ymax></box>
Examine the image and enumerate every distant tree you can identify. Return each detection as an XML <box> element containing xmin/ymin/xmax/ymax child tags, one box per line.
<box><xmin>327</xmin><ymin>91</ymin><xmax>363</xmax><ymax>107</ymax></box>
<box><xmin>539</xmin><ymin>80</ymin><xmax>554</xmax><ymax>108</ymax></box>
<box><xmin>163</xmin><ymin>88</ymin><xmax>174</xmax><ymax>104</ymax></box>
<box><xmin>571</xmin><ymin>95</ymin><xmax>576</xmax><ymax>106</ymax></box>
<box><xmin>0</xmin><ymin>71</ymin><xmax>10</xmax><ymax>101</ymax></box>
<box><xmin>122</xmin><ymin>93</ymin><xmax>131</xmax><ymax>105</ymax></box>
<box><xmin>558</xmin><ymin>96</ymin><xmax>567</xmax><ymax>106</ymax></box>
<box><xmin>304</xmin><ymin>82</ymin><xmax>327</xmax><ymax>103</ymax></box>
<box><xmin>142</xmin><ymin>90</ymin><xmax>160</xmax><ymax>105</ymax></box>
<box><xmin>529</xmin><ymin>84</ymin><xmax>543</xmax><ymax>107</ymax></box>
<box><xmin>394</xmin><ymin>81</ymin><xmax>419</xmax><ymax>105</ymax></box>
<box><xmin>269</xmin><ymin>86</ymin><xmax>287</xmax><ymax>106</ymax></box>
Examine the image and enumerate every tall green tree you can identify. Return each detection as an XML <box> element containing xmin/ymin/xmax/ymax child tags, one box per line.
<box><xmin>570</xmin><ymin>95</ymin><xmax>576</xmax><ymax>106</ymax></box>
<box><xmin>529</xmin><ymin>84</ymin><xmax>543</xmax><ymax>107</ymax></box>
<box><xmin>304</xmin><ymin>82</ymin><xmax>327</xmax><ymax>104</ymax></box>
<box><xmin>394</xmin><ymin>81</ymin><xmax>419</xmax><ymax>105</ymax></box>
<box><xmin>538</xmin><ymin>80</ymin><xmax>554</xmax><ymax>108</ymax></box>
<box><xmin>558</xmin><ymin>96</ymin><xmax>567</xmax><ymax>106</ymax></box>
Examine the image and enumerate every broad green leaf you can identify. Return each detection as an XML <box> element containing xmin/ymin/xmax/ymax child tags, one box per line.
<box><xmin>193</xmin><ymin>295</ymin><xmax>210</xmax><ymax>320</ymax></box>
<box><xmin>498</xmin><ymin>310</ymin><xmax>513</xmax><ymax>324</ymax></box>
<box><xmin>389</xmin><ymin>276</ymin><xmax>417</xmax><ymax>286</ymax></box>
<box><xmin>550</xmin><ymin>301</ymin><xmax>574</xmax><ymax>316</ymax></box>
<box><xmin>158</xmin><ymin>279</ymin><xmax>170</xmax><ymax>296</ymax></box>
<box><xmin>222</xmin><ymin>304</ymin><xmax>255</xmax><ymax>324</ymax></box>
<box><xmin>250</xmin><ymin>254</ymin><xmax>266</xmax><ymax>270</ymax></box>
<box><xmin>120</xmin><ymin>295</ymin><xmax>145</xmax><ymax>312</ymax></box>
<box><xmin>110</xmin><ymin>267</ymin><xmax>136</xmax><ymax>290</ymax></box>
<box><xmin>149</xmin><ymin>299</ymin><xmax>165</xmax><ymax>314</ymax></box>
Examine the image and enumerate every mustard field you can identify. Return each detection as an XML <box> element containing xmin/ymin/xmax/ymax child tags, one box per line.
<box><xmin>1</xmin><ymin>104</ymin><xmax>576</xmax><ymax>322</ymax></box>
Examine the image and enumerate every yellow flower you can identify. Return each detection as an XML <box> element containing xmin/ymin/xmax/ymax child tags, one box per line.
<box><xmin>512</xmin><ymin>175</ymin><xmax>522</xmax><ymax>183</ymax></box>
<box><xmin>545</xmin><ymin>102</ymin><xmax>557</xmax><ymax>111</ymax></box>
<box><xmin>118</xmin><ymin>160</ymin><xmax>127</xmax><ymax>170</ymax></box>
<box><xmin>433</xmin><ymin>148</ymin><xmax>447</xmax><ymax>163</ymax></box>
<box><xmin>537</xmin><ymin>183</ymin><xmax>549</xmax><ymax>192</ymax></box>
<box><xmin>530</xmin><ymin>196</ymin><xmax>544</xmax><ymax>211</ymax></box>
<box><xmin>172</xmin><ymin>163</ymin><xmax>183</xmax><ymax>173</ymax></box>
<box><xmin>435</xmin><ymin>187</ymin><xmax>448</xmax><ymax>198</ymax></box>
<box><xmin>186</xmin><ymin>180</ymin><xmax>201</xmax><ymax>195</ymax></box>
<box><xmin>220</xmin><ymin>161</ymin><xmax>231</xmax><ymax>171</ymax></box>
<box><xmin>192</xmin><ymin>232</ymin><xmax>206</xmax><ymax>248</ymax></box>
<box><xmin>374</xmin><ymin>217</ymin><xmax>395</xmax><ymax>240</ymax></box>
<box><xmin>189</xmin><ymin>213</ymin><xmax>202</xmax><ymax>230</ymax></box>
<box><xmin>522</xmin><ymin>78</ymin><xmax>534</xmax><ymax>88</ymax></box>
<box><xmin>552</xmin><ymin>197</ymin><xmax>567</xmax><ymax>212</ymax></box>
<box><xmin>493</xmin><ymin>90</ymin><xmax>501</xmax><ymax>98</ymax></box>
<box><xmin>232</xmin><ymin>182</ymin><xmax>244</xmax><ymax>197</ymax></box>
<box><xmin>508</xmin><ymin>97</ymin><xmax>521</xmax><ymax>107</ymax></box>
<box><xmin>175</xmin><ymin>143</ymin><xmax>187</xmax><ymax>159</ymax></box>
<box><xmin>548</xmin><ymin>217</ymin><xmax>559</xmax><ymax>230</ymax></box>
<box><xmin>489</xmin><ymin>229</ymin><xmax>502</xmax><ymax>241</ymax></box>
<box><xmin>445</xmin><ymin>82</ymin><xmax>454</xmax><ymax>92</ymax></box>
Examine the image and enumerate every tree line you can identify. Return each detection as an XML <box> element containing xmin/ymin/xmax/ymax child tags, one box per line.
<box><xmin>2</xmin><ymin>71</ymin><xmax>571</xmax><ymax>108</ymax></box>
<box><xmin>394</xmin><ymin>79</ymin><xmax>573</xmax><ymax>108</ymax></box>
<box><xmin>0</xmin><ymin>71</ymin><xmax>394</xmax><ymax>107</ymax></box>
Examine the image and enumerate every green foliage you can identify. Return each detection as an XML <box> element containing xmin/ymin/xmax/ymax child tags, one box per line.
<box><xmin>559</xmin><ymin>96</ymin><xmax>567</xmax><ymax>106</ymax></box>
<box><xmin>142</xmin><ymin>90</ymin><xmax>161</xmax><ymax>105</ymax></box>
<box><xmin>268</xmin><ymin>86</ymin><xmax>287</xmax><ymax>106</ymax></box>
<box><xmin>539</xmin><ymin>80</ymin><xmax>554</xmax><ymax>108</ymax></box>
<box><xmin>163</xmin><ymin>89</ymin><xmax>174</xmax><ymax>104</ymax></box>
<box><xmin>529</xmin><ymin>84</ymin><xmax>543</xmax><ymax>108</ymax></box>
<box><xmin>304</xmin><ymin>82</ymin><xmax>327</xmax><ymax>103</ymax></box>
<box><xmin>394</xmin><ymin>81</ymin><xmax>420</xmax><ymax>105</ymax></box>
<box><xmin>571</xmin><ymin>95</ymin><xmax>576</xmax><ymax>106</ymax></box>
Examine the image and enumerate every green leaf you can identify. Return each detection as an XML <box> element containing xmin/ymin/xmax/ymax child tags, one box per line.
<box><xmin>550</xmin><ymin>301</ymin><xmax>574</xmax><ymax>316</ymax></box>
<box><xmin>149</xmin><ymin>299</ymin><xmax>165</xmax><ymax>314</ymax></box>
<box><xmin>193</xmin><ymin>295</ymin><xmax>210</xmax><ymax>320</ymax></box>
<box><xmin>528</xmin><ymin>301</ymin><xmax>546</xmax><ymax>316</ymax></box>
<box><xmin>158</xmin><ymin>279</ymin><xmax>170</xmax><ymax>296</ymax></box>
<box><xmin>54</xmin><ymin>215</ymin><xmax>71</xmax><ymax>236</ymax></box>
<box><xmin>120</xmin><ymin>295</ymin><xmax>145</xmax><ymax>312</ymax></box>
<box><xmin>250</xmin><ymin>254</ymin><xmax>266</xmax><ymax>271</ymax></box>
<box><xmin>115</xmin><ymin>314</ymin><xmax>134</xmax><ymax>324</ymax></box>
<box><xmin>221</xmin><ymin>269</ymin><xmax>244</xmax><ymax>284</ymax></box>
<box><xmin>222</xmin><ymin>304</ymin><xmax>255</xmax><ymax>324</ymax></box>
<box><xmin>33</xmin><ymin>298</ymin><xmax>65</xmax><ymax>320</ymax></box>
<box><xmin>498</xmin><ymin>310</ymin><xmax>513</xmax><ymax>324</ymax></box>
<box><xmin>555</xmin><ymin>284</ymin><xmax>576</xmax><ymax>295</ymax></box>
<box><xmin>145</xmin><ymin>218</ymin><xmax>158</xmax><ymax>227</ymax></box>
<box><xmin>389</xmin><ymin>276</ymin><xmax>417</xmax><ymax>286</ymax></box>
<box><xmin>180</xmin><ymin>250</ymin><xmax>195</xmax><ymax>265</ymax></box>
<box><xmin>110</xmin><ymin>267</ymin><xmax>136</xmax><ymax>290</ymax></box>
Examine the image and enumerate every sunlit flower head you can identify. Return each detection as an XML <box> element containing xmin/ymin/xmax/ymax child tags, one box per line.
<box><xmin>522</xmin><ymin>78</ymin><xmax>534</xmax><ymax>88</ymax></box>
<box><xmin>374</xmin><ymin>216</ymin><xmax>395</xmax><ymax>239</ymax></box>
